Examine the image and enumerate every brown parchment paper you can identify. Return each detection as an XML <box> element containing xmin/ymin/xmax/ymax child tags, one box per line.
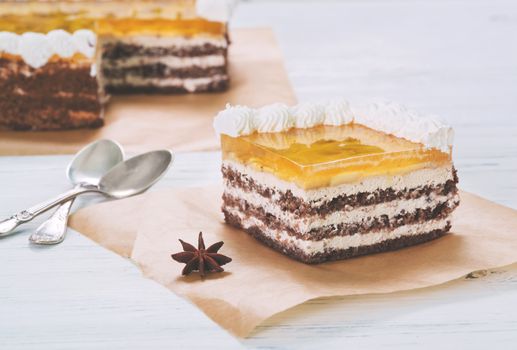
<box><xmin>0</xmin><ymin>28</ymin><xmax>296</xmax><ymax>156</ymax></box>
<box><xmin>69</xmin><ymin>187</ymin><xmax>517</xmax><ymax>337</ymax></box>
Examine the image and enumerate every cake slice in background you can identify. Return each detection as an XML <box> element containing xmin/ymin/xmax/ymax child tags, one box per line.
<box><xmin>0</xmin><ymin>2</ymin><xmax>102</xmax><ymax>130</ymax></box>
<box><xmin>97</xmin><ymin>0</ymin><xmax>233</xmax><ymax>94</ymax></box>
<box><xmin>214</xmin><ymin>100</ymin><xmax>460</xmax><ymax>264</ymax></box>
<box><xmin>0</xmin><ymin>0</ymin><xmax>235</xmax><ymax>131</ymax></box>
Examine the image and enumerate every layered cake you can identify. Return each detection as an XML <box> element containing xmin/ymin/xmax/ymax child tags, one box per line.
<box><xmin>98</xmin><ymin>6</ymin><xmax>231</xmax><ymax>93</ymax></box>
<box><xmin>0</xmin><ymin>0</ymin><xmax>234</xmax><ymax>131</ymax></box>
<box><xmin>214</xmin><ymin>100</ymin><xmax>460</xmax><ymax>263</ymax></box>
<box><xmin>0</xmin><ymin>9</ymin><xmax>101</xmax><ymax>130</ymax></box>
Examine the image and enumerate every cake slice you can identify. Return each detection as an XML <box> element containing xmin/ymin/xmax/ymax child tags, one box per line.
<box><xmin>97</xmin><ymin>0</ymin><xmax>232</xmax><ymax>94</ymax></box>
<box><xmin>0</xmin><ymin>5</ymin><xmax>102</xmax><ymax>130</ymax></box>
<box><xmin>0</xmin><ymin>0</ymin><xmax>234</xmax><ymax>131</ymax></box>
<box><xmin>214</xmin><ymin>100</ymin><xmax>460</xmax><ymax>263</ymax></box>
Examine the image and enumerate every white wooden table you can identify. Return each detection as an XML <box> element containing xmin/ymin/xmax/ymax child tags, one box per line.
<box><xmin>1</xmin><ymin>1</ymin><xmax>517</xmax><ymax>348</ymax></box>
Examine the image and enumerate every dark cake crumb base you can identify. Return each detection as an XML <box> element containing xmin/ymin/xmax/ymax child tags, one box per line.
<box><xmin>102</xmin><ymin>65</ymin><xmax>227</xmax><ymax>80</ymax></box>
<box><xmin>105</xmin><ymin>76</ymin><xmax>229</xmax><ymax>94</ymax></box>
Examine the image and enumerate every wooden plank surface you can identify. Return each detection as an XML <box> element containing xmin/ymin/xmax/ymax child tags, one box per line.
<box><xmin>1</xmin><ymin>0</ymin><xmax>517</xmax><ymax>348</ymax></box>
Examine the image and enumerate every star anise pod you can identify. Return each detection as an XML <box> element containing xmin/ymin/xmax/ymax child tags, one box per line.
<box><xmin>171</xmin><ymin>232</ymin><xmax>232</xmax><ymax>277</ymax></box>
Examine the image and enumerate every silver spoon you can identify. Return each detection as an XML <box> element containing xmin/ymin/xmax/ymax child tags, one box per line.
<box><xmin>0</xmin><ymin>150</ymin><xmax>173</xmax><ymax>237</ymax></box>
<box><xmin>29</xmin><ymin>140</ymin><xmax>124</xmax><ymax>245</ymax></box>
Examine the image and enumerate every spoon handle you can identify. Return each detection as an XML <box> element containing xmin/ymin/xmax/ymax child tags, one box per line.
<box><xmin>29</xmin><ymin>198</ymin><xmax>75</xmax><ymax>245</ymax></box>
<box><xmin>0</xmin><ymin>186</ymin><xmax>99</xmax><ymax>237</ymax></box>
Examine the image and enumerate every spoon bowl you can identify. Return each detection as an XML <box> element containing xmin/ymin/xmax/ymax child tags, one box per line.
<box><xmin>68</xmin><ymin>139</ymin><xmax>125</xmax><ymax>186</ymax></box>
<box><xmin>99</xmin><ymin>150</ymin><xmax>174</xmax><ymax>198</ymax></box>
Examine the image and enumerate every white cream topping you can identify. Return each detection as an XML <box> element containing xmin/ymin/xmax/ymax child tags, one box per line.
<box><xmin>253</xmin><ymin>103</ymin><xmax>293</xmax><ymax>133</ymax></box>
<box><xmin>290</xmin><ymin>102</ymin><xmax>326</xmax><ymax>128</ymax></box>
<box><xmin>196</xmin><ymin>0</ymin><xmax>238</xmax><ymax>22</ymax></box>
<box><xmin>227</xmin><ymin>208</ymin><xmax>450</xmax><ymax>255</ymax></box>
<box><xmin>324</xmin><ymin>98</ymin><xmax>355</xmax><ymax>126</ymax></box>
<box><xmin>0</xmin><ymin>30</ymin><xmax>96</xmax><ymax>69</ymax></box>
<box><xmin>73</xmin><ymin>29</ymin><xmax>97</xmax><ymax>58</ymax></box>
<box><xmin>223</xmin><ymin>160</ymin><xmax>455</xmax><ymax>204</ymax></box>
<box><xmin>18</xmin><ymin>33</ymin><xmax>54</xmax><ymax>69</ymax></box>
<box><xmin>0</xmin><ymin>32</ymin><xmax>19</xmax><ymax>54</ymax></box>
<box><xmin>353</xmin><ymin>100</ymin><xmax>454</xmax><ymax>152</ymax></box>
<box><xmin>213</xmin><ymin>99</ymin><xmax>454</xmax><ymax>151</ymax></box>
<box><xmin>213</xmin><ymin>104</ymin><xmax>257</xmax><ymax>137</ymax></box>
<box><xmin>46</xmin><ymin>30</ymin><xmax>77</xmax><ymax>58</ymax></box>
<box><xmin>90</xmin><ymin>64</ymin><xmax>97</xmax><ymax>78</ymax></box>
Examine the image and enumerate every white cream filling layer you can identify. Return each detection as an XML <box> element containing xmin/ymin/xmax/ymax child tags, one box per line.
<box><xmin>103</xmin><ymin>54</ymin><xmax>226</xmax><ymax>69</ymax></box>
<box><xmin>100</xmin><ymin>36</ymin><xmax>228</xmax><ymax>49</ymax></box>
<box><xmin>105</xmin><ymin>74</ymin><xmax>227</xmax><ymax>91</ymax></box>
<box><xmin>224</xmin><ymin>183</ymin><xmax>458</xmax><ymax>233</ymax></box>
<box><xmin>223</xmin><ymin>160</ymin><xmax>455</xmax><ymax>205</ymax></box>
<box><xmin>227</xmin><ymin>207</ymin><xmax>450</xmax><ymax>255</ymax></box>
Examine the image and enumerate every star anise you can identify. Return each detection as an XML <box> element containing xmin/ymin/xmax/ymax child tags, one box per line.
<box><xmin>171</xmin><ymin>232</ymin><xmax>232</xmax><ymax>277</ymax></box>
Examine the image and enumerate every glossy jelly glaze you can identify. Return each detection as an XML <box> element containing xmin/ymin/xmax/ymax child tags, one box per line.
<box><xmin>221</xmin><ymin>124</ymin><xmax>452</xmax><ymax>189</ymax></box>
<box><xmin>0</xmin><ymin>0</ymin><xmax>223</xmax><ymax>35</ymax></box>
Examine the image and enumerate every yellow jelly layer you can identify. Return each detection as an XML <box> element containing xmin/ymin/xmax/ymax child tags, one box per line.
<box><xmin>0</xmin><ymin>0</ymin><xmax>223</xmax><ymax>35</ymax></box>
<box><xmin>0</xmin><ymin>52</ymin><xmax>92</xmax><ymax>64</ymax></box>
<box><xmin>96</xmin><ymin>18</ymin><xmax>226</xmax><ymax>37</ymax></box>
<box><xmin>221</xmin><ymin>124</ymin><xmax>452</xmax><ymax>190</ymax></box>
<box><xmin>0</xmin><ymin>12</ymin><xmax>96</xmax><ymax>33</ymax></box>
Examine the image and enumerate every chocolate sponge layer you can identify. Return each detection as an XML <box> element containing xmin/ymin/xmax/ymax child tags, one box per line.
<box><xmin>223</xmin><ymin>210</ymin><xmax>450</xmax><ymax>264</ymax></box>
<box><xmin>222</xmin><ymin>193</ymin><xmax>458</xmax><ymax>241</ymax></box>
<box><xmin>99</xmin><ymin>37</ymin><xmax>230</xmax><ymax>94</ymax></box>
<box><xmin>0</xmin><ymin>56</ymin><xmax>103</xmax><ymax>131</ymax></box>
<box><xmin>222</xmin><ymin>165</ymin><xmax>459</xmax><ymax>216</ymax></box>
<box><xmin>221</xmin><ymin>163</ymin><xmax>459</xmax><ymax>264</ymax></box>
